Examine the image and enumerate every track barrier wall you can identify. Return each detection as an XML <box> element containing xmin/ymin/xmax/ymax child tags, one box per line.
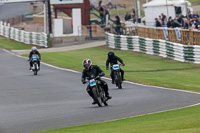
<box><xmin>106</xmin><ymin>32</ymin><xmax>200</xmax><ymax>64</ymax></box>
<box><xmin>0</xmin><ymin>21</ymin><xmax>49</xmax><ymax>48</ymax></box>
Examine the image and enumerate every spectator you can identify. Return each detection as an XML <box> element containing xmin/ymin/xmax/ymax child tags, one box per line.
<box><xmin>99</xmin><ymin>0</ymin><xmax>102</xmax><ymax>8</ymax></box>
<box><xmin>124</xmin><ymin>12</ymin><xmax>131</xmax><ymax>21</ymax></box>
<box><xmin>177</xmin><ymin>15</ymin><xmax>184</xmax><ymax>27</ymax></box>
<box><xmin>167</xmin><ymin>17</ymin><xmax>172</xmax><ymax>28</ymax></box>
<box><xmin>115</xmin><ymin>15</ymin><xmax>121</xmax><ymax>35</ymax></box>
<box><xmin>158</xmin><ymin>15</ymin><xmax>162</xmax><ymax>24</ymax></box>
<box><xmin>192</xmin><ymin>12</ymin><xmax>200</xmax><ymax>19</ymax></box>
<box><xmin>99</xmin><ymin>5</ymin><xmax>105</xmax><ymax>24</ymax></box>
<box><xmin>198</xmin><ymin>25</ymin><xmax>200</xmax><ymax>30</ymax></box>
<box><xmin>132</xmin><ymin>8</ymin><xmax>136</xmax><ymax>23</ymax></box>
<box><xmin>194</xmin><ymin>17</ymin><xmax>199</xmax><ymax>24</ymax></box>
<box><xmin>183</xmin><ymin>18</ymin><xmax>189</xmax><ymax>29</ymax></box>
<box><xmin>189</xmin><ymin>20</ymin><xmax>196</xmax><ymax>30</ymax></box>
<box><xmin>155</xmin><ymin>18</ymin><xmax>161</xmax><ymax>27</ymax></box>
<box><xmin>190</xmin><ymin>19</ymin><xmax>199</xmax><ymax>29</ymax></box>
<box><xmin>171</xmin><ymin>19</ymin><xmax>181</xmax><ymax>28</ymax></box>
<box><xmin>104</xmin><ymin>6</ymin><xmax>110</xmax><ymax>25</ymax></box>
<box><xmin>161</xmin><ymin>13</ymin><xmax>167</xmax><ymax>25</ymax></box>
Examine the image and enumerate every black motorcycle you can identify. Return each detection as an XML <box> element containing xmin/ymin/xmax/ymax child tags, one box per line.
<box><xmin>112</xmin><ymin>64</ymin><xmax>122</xmax><ymax>89</ymax></box>
<box><xmin>88</xmin><ymin>75</ymin><xmax>108</xmax><ymax>107</ymax></box>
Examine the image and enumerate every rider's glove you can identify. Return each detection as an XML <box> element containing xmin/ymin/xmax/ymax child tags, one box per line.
<box><xmin>122</xmin><ymin>63</ymin><xmax>125</xmax><ymax>66</ymax></box>
<box><xmin>99</xmin><ymin>72</ymin><xmax>105</xmax><ymax>77</ymax></box>
<box><xmin>82</xmin><ymin>79</ymin><xmax>86</xmax><ymax>84</ymax></box>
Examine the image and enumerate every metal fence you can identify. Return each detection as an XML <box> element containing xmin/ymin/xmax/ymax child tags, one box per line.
<box><xmin>79</xmin><ymin>24</ymin><xmax>109</xmax><ymax>40</ymax></box>
<box><xmin>0</xmin><ymin>21</ymin><xmax>49</xmax><ymax>48</ymax></box>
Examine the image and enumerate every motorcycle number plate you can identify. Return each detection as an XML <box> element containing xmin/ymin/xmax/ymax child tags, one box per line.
<box><xmin>90</xmin><ymin>79</ymin><xmax>96</xmax><ymax>86</ymax></box>
<box><xmin>113</xmin><ymin>64</ymin><xmax>119</xmax><ymax>70</ymax></box>
<box><xmin>32</xmin><ymin>57</ymin><xmax>37</xmax><ymax>61</ymax></box>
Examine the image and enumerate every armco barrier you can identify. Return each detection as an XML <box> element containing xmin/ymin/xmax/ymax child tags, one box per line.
<box><xmin>105</xmin><ymin>32</ymin><xmax>200</xmax><ymax>64</ymax></box>
<box><xmin>0</xmin><ymin>21</ymin><xmax>48</xmax><ymax>48</ymax></box>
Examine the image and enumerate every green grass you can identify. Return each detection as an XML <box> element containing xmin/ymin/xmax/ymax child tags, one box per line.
<box><xmin>34</xmin><ymin>104</ymin><xmax>200</xmax><ymax>133</ymax></box>
<box><xmin>189</xmin><ymin>0</ymin><xmax>200</xmax><ymax>4</ymax></box>
<box><xmin>37</xmin><ymin>46</ymin><xmax>200</xmax><ymax>92</ymax></box>
<box><xmin>0</xmin><ymin>36</ymin><xmax>34</xmax><ymax>50</ymax></box>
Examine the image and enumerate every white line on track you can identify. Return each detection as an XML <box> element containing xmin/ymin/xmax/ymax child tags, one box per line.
<box><xmin>2</xmin><ymin>48</ymin><xmax>200</xmax><ymax>121</ymax></box>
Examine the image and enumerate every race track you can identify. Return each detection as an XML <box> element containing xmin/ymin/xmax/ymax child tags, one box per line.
<box><xmin>0</xmin><ymin>49</ymin><xmax>200</xmax><ymax>133</ymax></box>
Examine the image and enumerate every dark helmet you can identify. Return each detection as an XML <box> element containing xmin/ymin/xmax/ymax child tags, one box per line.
<box><xmin>82</xmin><ymin>59</ymin><xmax>92</xmax><ymax>70</ymax></box>
<box><xmin>108</xmin><ymin>51</ymin><xmax>115</xmax><ymax>58</ymax></box>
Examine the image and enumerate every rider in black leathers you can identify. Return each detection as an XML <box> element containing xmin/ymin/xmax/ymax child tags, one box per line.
<box><xmin>28</xmin><ymin>46</ymin><xmax>41</xmax><ymax>70</ymax></box>
<box><xmin>106</xmin><ymin>51</ymin><xmax>125</xmax><ymax>84</ymax></box>
<box><xmin>81</xmin><ymin>59</ymin><xmax>112</xmax><ymax>104</ymax></box>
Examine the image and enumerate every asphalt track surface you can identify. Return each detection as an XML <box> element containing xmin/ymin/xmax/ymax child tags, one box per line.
<box><xmin>1</xmin><ymin>49</ymin><xmax>200</xmax><ymax>133</ymax></box>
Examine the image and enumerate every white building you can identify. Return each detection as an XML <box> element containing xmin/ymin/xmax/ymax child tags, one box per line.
<box><xmin>143</xmin><ymin>0</ymin><xmax>192</xmax><ymax>26</ymax></box>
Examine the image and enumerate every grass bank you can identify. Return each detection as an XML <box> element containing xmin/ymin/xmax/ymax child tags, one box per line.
<box><xmin>37</xmin><ymin>46</ymin><xmax>200</xmax><ymax>92</ymax></box>
<box><xmin>34</xmin><ymin>104</ymin><xmax>200</xmax><ymax>133</ymax></box>
<box><xmin>0</xmin><ymin>36</ymin><xmax>34</xmax><ymax>50</ymax></box>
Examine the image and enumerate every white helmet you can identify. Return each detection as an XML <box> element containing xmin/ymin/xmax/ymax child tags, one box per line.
<box><xmin>32</xmin><ymin>46</ymin><xmax>37</xmax><ymax>51</ymax></box>
<box><xmin>82</xmin><ymin>59</ymin><xmax>92</xmax><ymax>70</ymax></box>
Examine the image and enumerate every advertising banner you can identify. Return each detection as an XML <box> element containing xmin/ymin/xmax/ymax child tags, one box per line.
<box><xmin>163</xmin><ymin>27</ymin><xmax>169</xmax><ymax>40</ymax></box>
<box><xmin>175</xmin><ymin>28</ymin><xmax>181</xmax><ymax>41</ymax></box>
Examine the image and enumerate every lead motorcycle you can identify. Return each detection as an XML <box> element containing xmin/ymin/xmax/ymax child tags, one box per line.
<box><xmin>112</xmin><ymin>64</ymin><xmax>122</xmax><ymax>89</ymax></box>
<box><xmin>87</xmin><ymin>75</ymin><xmax>108</xmax><ymax>107</ymax></box>
<box><xmin>30</xmin><ymin>54</ymin><xmax>40</xmax><ymax>75</ymax></box>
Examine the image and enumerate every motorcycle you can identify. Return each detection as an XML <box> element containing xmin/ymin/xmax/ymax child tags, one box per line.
<box><xmin>88</xmin><ymin>75</ymin><xmax>108</xmax><ymax>107</ymax></box>
<box><xmin>31</xmin><ymin>55</ymin><xmax>39</xmax><ymax>75</ymax></box>
<box><xmin>112</xmin><ymin>64</ymin><xmax>122</xmax><ymax>89</ymax></box>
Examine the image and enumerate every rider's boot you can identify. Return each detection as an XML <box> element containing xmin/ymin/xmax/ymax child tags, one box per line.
<box><xmin>92</xmin><ymin>100</ymin><xmax>97</xmax><ymax>105</ymax></box>
<box><xmin>105</xmin><ymin>91</ymin><xmax>112</xmax><ymax>101</ymax></box>
<box><xmin>121</xmin><ymin>73</ymin><xmax>125</xmax><ymax>81</ymax></box>
<box><xmin>111</xmin><ymin>78</ymin><xmax>114</xmax><ymax>84</ymax></box>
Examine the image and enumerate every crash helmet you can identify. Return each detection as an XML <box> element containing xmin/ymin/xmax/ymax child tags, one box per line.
<box><xmin>32</xmin><ymin>46</ymin><xmax>37</xmax><ymax>52</ymax></box>
<box><xmin>32</xmin><ymin>46</ymin><xmax>37</xmax><ymax>51</ymax></box>
<box><xmin>108</xmin><ymin>51</ymin><xmax>115</xmax><ymax>58</ymax></box>
<box><xmin>83</xmin><ymin>59</ymin><xmax>92</xmax><ymax>70</ymax></box>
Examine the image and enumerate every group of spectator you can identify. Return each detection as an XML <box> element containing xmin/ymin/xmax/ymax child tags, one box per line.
<box><xmin>124</xmin><ymin>9</ymin><xmax>136</xmax><ymax>23</ymax></box>
<box><xmin>155</xmin><ymin>12</ymin><xmax>200</xmax><ymax>30</ymax></box>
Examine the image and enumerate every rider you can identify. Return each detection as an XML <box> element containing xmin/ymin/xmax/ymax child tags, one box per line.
<box><xmin>106</xmin><ymin>51</ymin><xmax>125</xmax><ymax>84</ymax></box>
<box><xmin>81</xmin><ymin>59</ymin><xmax>112</xmax><ymax>104</ymax></box>
<box><xmin>28</xmin><ymin>46</ymin><xmax>41</xmax><ymax>70</ymax></box>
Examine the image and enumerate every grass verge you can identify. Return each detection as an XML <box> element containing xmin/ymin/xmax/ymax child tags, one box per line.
<box><xmin>33</xmin><ymin>46</ymin><xmax>200</xmax><ymax>92</ymax></box>
<box><xmin>34</xmin><ymin>104</ymin><xmax>200</xmax><ymax>133</ymax></box>
<box><xmin>0</xmin><ymin>36</ymin><xmax>35</xmax><ymax>50</ymax></box>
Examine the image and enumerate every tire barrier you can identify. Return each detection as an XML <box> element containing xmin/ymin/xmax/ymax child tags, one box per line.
<box><xmin>106</xmin><ymin>32</ymin><xmax>200</xmax><ymax>64</ymax></box>
<box><xmin>0</xmin><ymin>21</ymin><xmax>49</xmax><ymax>48</ymax></box>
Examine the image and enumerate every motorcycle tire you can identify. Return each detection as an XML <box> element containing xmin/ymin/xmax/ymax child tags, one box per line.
<box><xmin>34</xmin><ymin>64</ymin><xmax>37</xmax><ymax>75</ymax></box>
<box><xmin>92</xmin><ymin>86</ymin><xmax>102</xmax><ymax>107</ymax></box>
<box><xmin>116</xmin><ymin>72</ymin><xmax>122</xmax><ymax>89</ymax></box>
